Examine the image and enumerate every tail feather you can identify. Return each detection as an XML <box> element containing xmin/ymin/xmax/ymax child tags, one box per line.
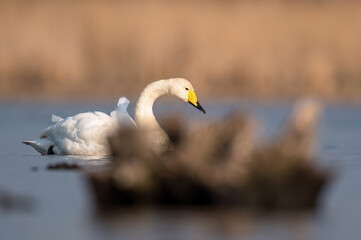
<box><xmin>22</xmin><ymin>140</ymin><xmax>35</xmax><ymax>146</ymax></box>
<box><xmin>22</xmin><ymin>139</ymin><xmax>54</xmax><ymax>155</ymax></box>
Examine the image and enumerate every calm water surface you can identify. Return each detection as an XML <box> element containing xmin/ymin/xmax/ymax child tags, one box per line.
<box><xmin>0</xmin><ymin>100</ymin><xmax>360</xmax><ymax>240</ymax></box>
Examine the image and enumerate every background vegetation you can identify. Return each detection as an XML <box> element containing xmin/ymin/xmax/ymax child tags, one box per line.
<box><xmin>1</xmin><ymin>0</ymin><xmax>360</xmax><ymax>100</ymax></box>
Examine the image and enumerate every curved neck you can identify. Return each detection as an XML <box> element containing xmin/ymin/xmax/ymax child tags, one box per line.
<box><xmin>134</xmin><ymin>80</ymin><xmax>171</xmax><ymax>129</ymax></box>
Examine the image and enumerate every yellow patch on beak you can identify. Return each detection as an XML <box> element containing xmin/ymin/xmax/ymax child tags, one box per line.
<box><xmin>188</xmin><ymin>90</ymin><xmax>198</xmax><ymax>106</ymax></box>
<box><xmin>187</xmin><ymin>89</ymin><xmax>206</xmax><ymax>114</ymax></box>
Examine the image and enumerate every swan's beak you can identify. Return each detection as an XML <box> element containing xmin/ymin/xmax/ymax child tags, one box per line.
<box><xmin>188</xmin><ymin>90</ymin><xmax>206</xmax><ymax>114</ymax></box>
<box><xmin>189</xmin><ymin>101</ymin><xmax>206</xmax><ymax>114</ymax></box>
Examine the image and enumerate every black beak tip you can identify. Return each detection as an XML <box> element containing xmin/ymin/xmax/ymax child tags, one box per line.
<box><xmin>189</xmin><ymin>101</ymin><xmax>206</xmax><ymax>114</ymax></box>
<box><xmin>196</xmin><ymin>101</ymin><xmax>206</xmax><ymax>114</ymax></box>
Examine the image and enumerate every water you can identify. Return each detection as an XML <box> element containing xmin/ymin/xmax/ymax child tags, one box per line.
<box><xmin>0</xmin><ymin>100</ymin><xmax>361</xmax><ymax>240</ymax></box>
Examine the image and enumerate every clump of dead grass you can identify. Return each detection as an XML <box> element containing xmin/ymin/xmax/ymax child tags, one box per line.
<box><xmin>88</xmin><ymin>100</ymin><xmax>328</xmax><ymax>210</ymax></box>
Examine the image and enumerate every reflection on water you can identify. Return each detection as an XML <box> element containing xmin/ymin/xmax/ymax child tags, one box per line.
<box><xmin>90</xmin><ymin>208</ymin><xmax>315</xmax><ymax>240</ymax></box>
<box><xmin>63</xmin><ymin>156</ymin><xmax>111</xmax><ymax>168</ymax></box>
<box><xmin>0</xmin><ymin>101</ymin><xmax>361</xmax><ymax>240</ymax></box>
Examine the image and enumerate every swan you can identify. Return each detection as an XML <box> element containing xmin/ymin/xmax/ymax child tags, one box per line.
<box><xmin>22</xmin><ymin>78</ymin><xmax>206</xmax><ymax>156</ymax></box>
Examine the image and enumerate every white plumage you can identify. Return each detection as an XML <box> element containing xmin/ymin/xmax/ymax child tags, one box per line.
<box><xmin>23</xmin><ymin>97</ymin><xmax>135</xmax><ymax>155</ymax></box>
<box><xmin>23</xmin><ymin>78</ymin><xmax>205</xmax><ymax>156</ymax></box>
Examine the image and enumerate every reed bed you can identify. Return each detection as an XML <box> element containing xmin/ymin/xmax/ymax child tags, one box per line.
<box><xmin>0</xmin><ymin>1</ymin><xmax>361</xmax><ymax>100</ymax></box>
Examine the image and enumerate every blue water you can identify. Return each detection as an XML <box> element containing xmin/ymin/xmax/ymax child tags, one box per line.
<box><xmin>0</xmin><ymin>100</ymin><xmax>360</xmax><ymax>240</ymax></box>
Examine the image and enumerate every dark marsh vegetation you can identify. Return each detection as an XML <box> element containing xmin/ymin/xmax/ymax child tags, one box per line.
<box><xmin>89</xmin><ymin>100</ymin><xmax>328</xmax><ymax>211</ymax></box>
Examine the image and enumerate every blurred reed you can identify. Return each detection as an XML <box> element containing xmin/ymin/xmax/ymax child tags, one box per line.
<box><xmin>0</xmin><ymin>0</ymin><xmax>360</xmax><ymax>99</ymax></box>
<box><xmin>88</xmin><ymin>100</ymin><xmax>328</xmax><ymax>210</ymax></box>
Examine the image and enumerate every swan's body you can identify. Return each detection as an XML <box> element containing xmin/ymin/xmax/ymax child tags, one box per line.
<box><xmin>23</xmin><ymin>97</ymin><xmax>135</xmax><ymax>155</ymax></box>
<box><xmin>23</xmin><ymin>78</ymin><xmax>205</xmax><ymax>156</ymax></box>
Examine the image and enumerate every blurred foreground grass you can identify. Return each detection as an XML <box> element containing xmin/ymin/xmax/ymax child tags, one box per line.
<box><xmin>1</xmin><ymin>0</ymin><xmax>361</xmax><ymax>100</ymax></box>
<box><xmin>89</xmin><ymin>100</ymin><xmax>328</xmax><ymax>210</ymax></box>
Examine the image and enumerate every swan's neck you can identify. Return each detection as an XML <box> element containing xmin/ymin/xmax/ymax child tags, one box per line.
<box><xmin>135</xmin><ymin>80</ymin><xmax>170</xmax><ymax>129</ymax></box>
<box><xmin>134</xmin><ymin>80</ymin><xmax>171</xmax><ymax>154</ymax></box>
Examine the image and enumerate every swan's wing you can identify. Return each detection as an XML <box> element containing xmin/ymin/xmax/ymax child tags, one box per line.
<box><xmin>110</xmin><ymin>97</ymin><xmax>136</xmax><ymax>128</ymax></box>
<box><xmin>41</xmin><ymin>112</ymin><xmax>117</xmax><ymax>155</ymax></box>
<box><xmin>117</xmin><ymin>97</ymin><xmax>131</xmax><ymax>111</ymax></box>
<box><xmin>25</xmin><ymin>98</ymin><xmax>134</xmax><ymax>155</ymax></box>
<box><xmin>51</xmin><ymin>114</ymin><xmax>64</xmax><ymax>123</ymax></box>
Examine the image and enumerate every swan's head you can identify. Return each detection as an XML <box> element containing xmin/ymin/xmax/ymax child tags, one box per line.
<box><xmin>169</xmin><ymin>78</ymin><xmax>206</xmax><ymax>114</ymax></box>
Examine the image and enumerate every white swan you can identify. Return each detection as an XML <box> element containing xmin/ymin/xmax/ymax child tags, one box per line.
<box><xmin>22</xmin><ymin>78</ymin><xmax>205</xmax><ymax>156</ymax></box>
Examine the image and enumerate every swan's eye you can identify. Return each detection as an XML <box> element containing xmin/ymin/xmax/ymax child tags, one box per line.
<box><xmin>185</xmin><ymin>88</ymin><xmax>188</xmax><ymax>90</ymax></box>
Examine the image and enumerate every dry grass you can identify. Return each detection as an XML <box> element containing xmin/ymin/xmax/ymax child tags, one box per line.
<box><xmin>88</xmin><ymin>100</ymin><xmax>328</xmax><ymax>210</ymax></box>
<box><xmin>1</xmin><ymin>0</ymin><xmax>361</xmax><ymax>100</ymax></box>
